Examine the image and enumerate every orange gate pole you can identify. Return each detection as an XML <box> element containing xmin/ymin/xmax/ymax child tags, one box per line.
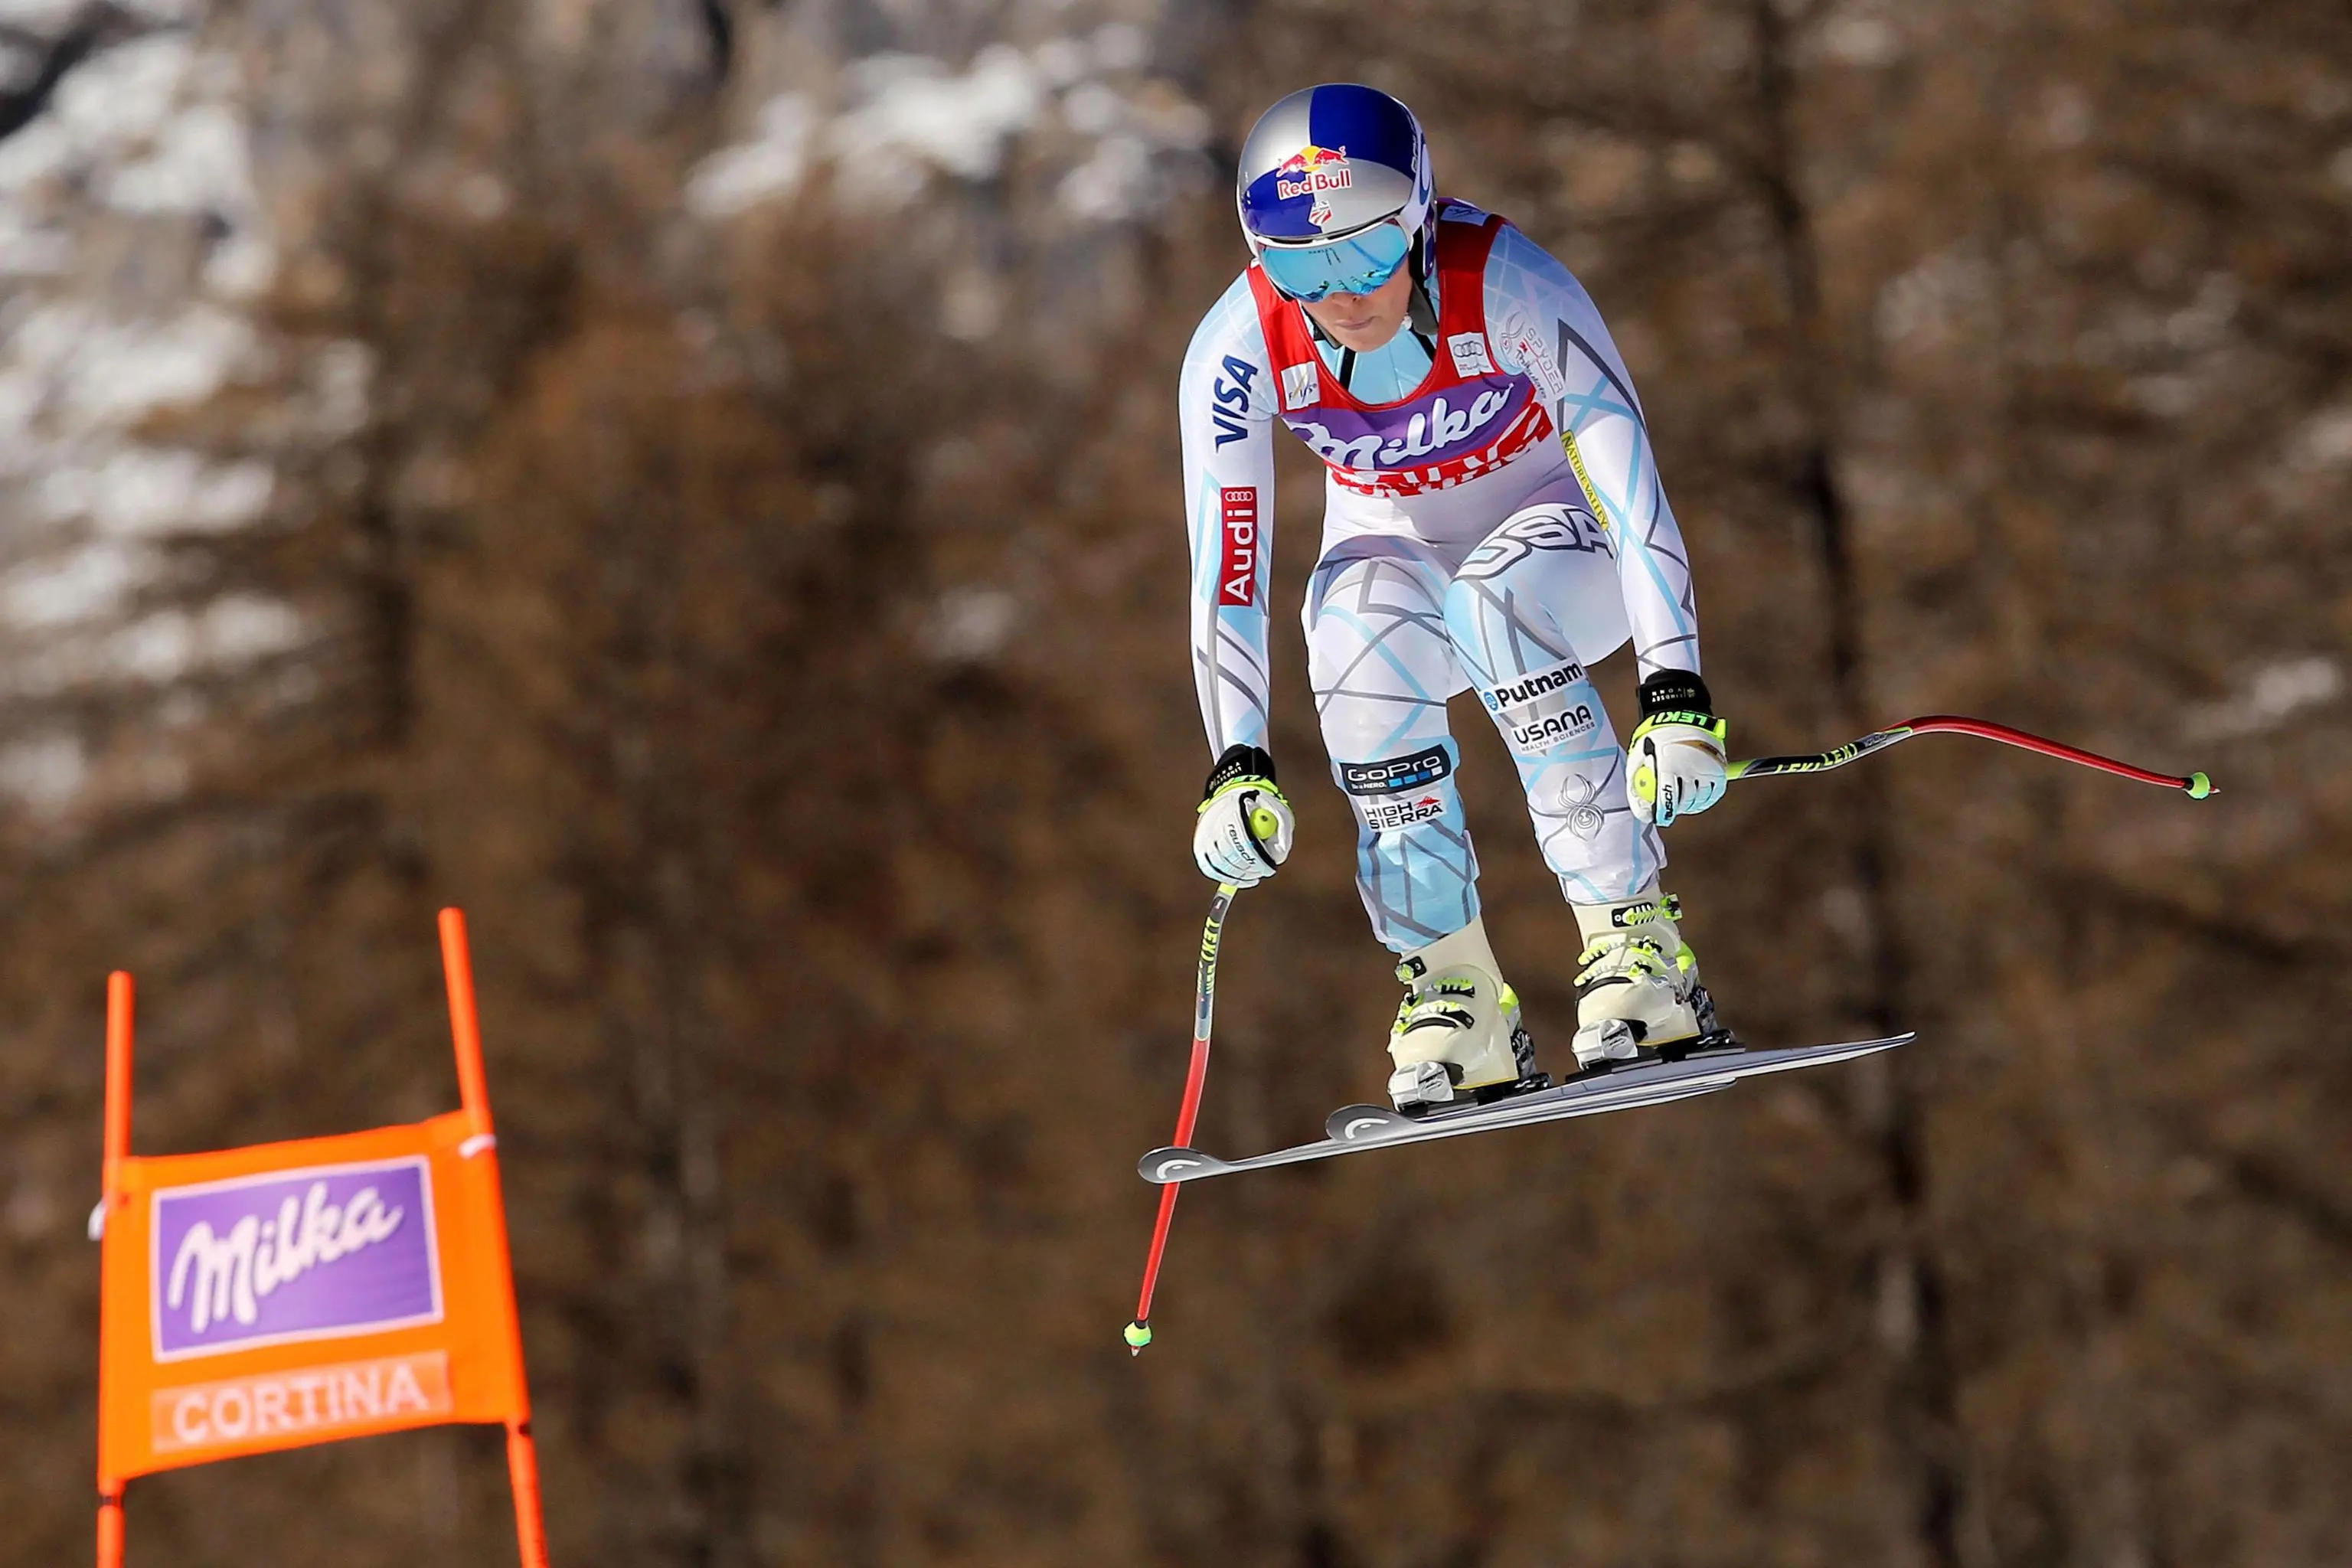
<box><xmin>438</xmin><ymin>908</ymin><xmax>550</xmax><ymax>1568</ymax></box>
<box><xmin>96</xmin><ymin>972</ymin><xmax>135</xmax><ymax>1568</ymax></box>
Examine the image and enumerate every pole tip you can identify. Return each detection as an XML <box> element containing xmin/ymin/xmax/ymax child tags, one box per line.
<box><xmin>2186</xmin><ymin>771</ymin><xmax>2215</xmax><ymax>800</ymax></box>
<box><xmin>1124</xmin><ymin>1321</ymin><xmax>1152</xmax><ymax>1353</ymax></box>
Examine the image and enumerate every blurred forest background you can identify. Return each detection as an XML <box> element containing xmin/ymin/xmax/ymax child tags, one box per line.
<box><xmin>2</xmin><ymin>0</ymin><xmax>2347</xmax><ymax>1563</ymax></box>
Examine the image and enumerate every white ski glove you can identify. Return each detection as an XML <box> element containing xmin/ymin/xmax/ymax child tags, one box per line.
<box><xmin>1194</xmin><ymin>743</ymin><xmax>1295</xmax><ymax>887</ymax></box>
<box><xmin>1626</xmin><ymin>670</ymin><xmax>1730</xmax><ymax>828</ymax></box>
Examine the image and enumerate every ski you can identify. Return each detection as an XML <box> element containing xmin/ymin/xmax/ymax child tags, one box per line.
<box><xmin>1138</xmin><ymin>1034</ymin><xmax>1914</xmax><ymax>1184</ymax></box>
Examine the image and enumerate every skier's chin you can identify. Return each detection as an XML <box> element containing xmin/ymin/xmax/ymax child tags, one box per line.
<box><xmin>1318</xmin><ymin>315</ymin><xmax>1406</xmax><ymax>352</ymax></box>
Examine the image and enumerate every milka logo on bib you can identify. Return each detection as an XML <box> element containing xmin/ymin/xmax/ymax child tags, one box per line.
<box><xmin>1294</xmin><ymin>388</ymin><xmax>1511</xmax><ymax>472</ymax></box>
<box><xmin>152</xmin><ymin>1158</ymin><xmax>443</xmax><ymax>1361</ymax></box>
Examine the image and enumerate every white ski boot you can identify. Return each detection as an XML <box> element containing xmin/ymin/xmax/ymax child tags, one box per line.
<box><xmin>1387</xmin><ymin>916</ymin><xmax>1547</xmax><ymax>1114</ymax></box>
<box><xmin>1570</xmin><ymin>886</ymin><xmax>1722</xmax><ymax>1071</ymax></box>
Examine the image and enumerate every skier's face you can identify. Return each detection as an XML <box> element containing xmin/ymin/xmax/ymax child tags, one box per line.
<box><xmin>1298</xmin><ymin>266</ymin><xmax>1413</xmax><ymax>353</ymax></box>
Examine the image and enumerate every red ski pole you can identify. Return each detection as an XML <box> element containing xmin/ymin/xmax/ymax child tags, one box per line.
<box><xmin>1125</xmin><ymin>881</ymin><xmax>1239</xmax><ymax>1355</ymax></box>
<box><xmin>1722</xmin><ymin>714</ymin><xmax>2215</xmax><ymax>797</ymax></box>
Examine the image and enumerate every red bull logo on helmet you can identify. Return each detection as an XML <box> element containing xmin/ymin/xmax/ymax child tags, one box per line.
<box><xmin>1274</xmin><ymin>144</ymin><xmax>1353</xmax><ymax>228</ymax></box>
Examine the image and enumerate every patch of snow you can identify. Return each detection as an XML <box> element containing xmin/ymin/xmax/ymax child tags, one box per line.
<box><xmin>2163</xmin><ymin>273</ymin><xmax>2238</xmax><ymax>351</ymax></box>
<box><xmin>0</xmin><ymin>34</ymin><xmax>273</xmax><ymax>296</ymax></box>
<box><xmin>1058</xmin><ymin>134</ymin><xmax>1152</xmax><ymax>223</ymax></box>
<box><xmin>105</xmin><ymin>593</ymin><xmax>305</xmax><ymax>681</ymax></box>
<box><xmin>28</xmin><ymin>303</ymin><xmax>257</xmax><ymax>430</ymax></box>
<box><xmin>0</xmin><ymin>363</ymin><xmax>40</xmax><ymax>456</ymax></box>
<box><xmin>1090</xmin><ymin>22</ymin><xmax>1148</xmax><ymax>74</ymax></box>
<box><xmin>204</xmin><ymin>222</ymin><xmax>276</xmax><ymax>298</ymax></box>
<box><xmin>312</xmin><ymin>340</ymin><xmax>374</xmax><ymax>436</ymax></box>
<box><xmin>1820</xmin><ymin>15</ymin><xmax>1900</xmax><ymax>67</ymax></box>
<box><xmin>2288</xmin><ymin>404</ymin><xmax>2352</xmax><ymax>471</ymax></box>
<box><xmin>926</xmin><ymin>586</ymin><xmax>1017</xmax><ymax>662</ymax></box>
<box><xmin>0</xmin><ymin>733</ymin><xmax>84</xmax><ymax>808</ymax></box>
<box><xmin>0</xmin><ymin>0</ymin><xmax>78</xmax><ymax>28</ymax></box>
<box><xmin>103</xmin><ymin>100</ymin><xmax>252</xmax><ymax>215</ymax></box>
<box><xmin>939</xmin><ymin>267</ymin><xmax>1002</xmax><ymax>341</ymax></box>
<box><xmin>2129</xmin><ymin>373</ymin><xmax>2197</xmax><ymax>418</ymax></box>
<box><xmin>685</xmin><ymin>93</ymin><xmax>815</xmax><ymax>217</ymax></box>
<box><xmin>1063</xmin><ymin>80</ymin><xmax>1123</xmax><ymax>138</ymax></box>
<box><xmin>44</xmin><ymin>446</ymin><xmax>274</xmax><ymax>534</ymax></box>
<box><xmin>0</xmin><ymin>540</ymin><xmax>145</xmax><ymax>628</ymax></box>
<box><xmin>688</xmin><ymin>31</ymin><xmax>1207</xmax><ymax>230</ymax></box>
<box><xmin>1031</xmin><ymin>36</ymin><xmax>1087</xmax><ymax>88</ymax></box>
<box><xmin>1877</xmin><ymin>250</ymin><xmax>1991</xmax><ymax>345</ymax></box>
<box><xmin>2184</xmin><ymin>655</ymin><xmax>2342</xmax><ymax>740</ymax></box>
<box><xmin>0</xmin><ymin>116</ymin><xmax>76</xmax><ymax>194</ymax></box>
<box><xmin>832</xmin><ymin>44</ymin><xmax>1044</xmax><ymax>196</ymax></box>
<box><xmin>2043</xmin><ymin>84</ymin><xmax>2093</xmax><ymax>147</ymax></box>
<box><xmin>453</xmin><ymin>171</ymin><xmax>509</xmax><ymax>221</ymax></box>
<box><xmin>0</xmin><ymin>208</ymin><xmax>73</xmax><ymax>276</ymax></box>
<box><xmin>51</xmin><ymin>32</ymin><xmax>195</xmax><ymax>149</ymax></box>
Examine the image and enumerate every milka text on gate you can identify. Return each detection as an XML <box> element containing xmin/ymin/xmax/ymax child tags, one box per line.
<box><xmin>152</xmin><ymin>1156</ymin><xmax>443</xmax><ymax>1358</ymax></box>
<box><xmin>169</xmin><ymin>1182</ymin><xmax>407</xmax><ymax>1332</ymax></box>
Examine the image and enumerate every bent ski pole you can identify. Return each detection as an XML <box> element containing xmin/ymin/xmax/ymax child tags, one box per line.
<box><xmin>1726</xmin><ymin>714</ymin><xmax>2214</xmax><ymax>797</ymax></box>
<box><xmin>1126</xmin><ymin>880</ymin><xmax>1240</xmax><ymax>1355</ymax></box>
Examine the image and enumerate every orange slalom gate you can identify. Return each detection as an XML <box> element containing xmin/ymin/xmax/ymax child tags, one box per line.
<box><xmin>93</xmin><ymin>908</ymin><xmax>550</xmax><ymax>1567</ymax></box>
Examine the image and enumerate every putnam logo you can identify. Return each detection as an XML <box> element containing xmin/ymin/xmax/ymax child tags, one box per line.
<box><xmin>151</xmin><ymin>1157</ymin><xmax>443</xmax><ymax>1361</ymax></box>
<box><xmin>1480</xmin><ymin>658</ymin><xmax>1589</xmax><ymax>713</ymax></box>
<box><xmin>152</xmin><ymin>1351</ymin><xmax>454</xmax><ymax>1455</ymax></box>
<box><xmin>1219</xmin><ymin>487</ymin><xmax>1260</xmax><ymax>608</ymax></box>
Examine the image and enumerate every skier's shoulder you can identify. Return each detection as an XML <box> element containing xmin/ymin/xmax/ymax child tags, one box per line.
<box><xmin>1180</xmin><ymin>270</ymin><xmax>1276</xmax><ymax>419</ymax></box>
<box><xmin>1459</xmin><ymin>212</ymin><xmax>1621</xmax><ymax>394</ymax></box>
<box><xmin>1468</xmin><ymin>211</ymin><xmax>1591</xmax><ymax>312</ymax></box>
<box><xmin>1184</xmin><ymin>271</ymin><xmax>1272</xmax><ymax>374</ymax></box>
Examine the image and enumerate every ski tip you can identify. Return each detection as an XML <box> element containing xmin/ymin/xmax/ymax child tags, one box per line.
<box><xmin>1125</xmin><ymin>1320</ymin><xmax>1152</xmax><ymax>1354</ymax></box>
<box><xmin>1138</xmin><ymin>1146</ymin><xmax>1225</xmax><ymax>1184</ymax></box>
<box><xmin>2186</xmin><ymin>770</ymin><xmax>2216</xmax><ymax>800</ymax></box>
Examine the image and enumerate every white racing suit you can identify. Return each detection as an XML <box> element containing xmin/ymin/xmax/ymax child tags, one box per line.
<box><xmin>1180</xmin><ymin>199</ymin><xmax>1704</xmax><ymax>952</ymax></box>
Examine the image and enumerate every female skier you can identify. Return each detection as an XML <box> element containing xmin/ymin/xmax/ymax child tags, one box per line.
<box><xmin>1181</xmin><ymin>83</ymin><xmax>1730</xmax><ymax>1112</ymax></box>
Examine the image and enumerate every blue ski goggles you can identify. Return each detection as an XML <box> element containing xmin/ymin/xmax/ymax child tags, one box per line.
<box><xmin>1256</xmin><ymin>219</ymin><xmax>1413</xmax><ymax>302</ymax></box>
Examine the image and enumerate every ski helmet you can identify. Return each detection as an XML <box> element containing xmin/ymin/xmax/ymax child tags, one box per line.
<box><xmin>1236</xmin><ymin>84</ymin><xmax>1435</xmax><ymax>300</ymax></box>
